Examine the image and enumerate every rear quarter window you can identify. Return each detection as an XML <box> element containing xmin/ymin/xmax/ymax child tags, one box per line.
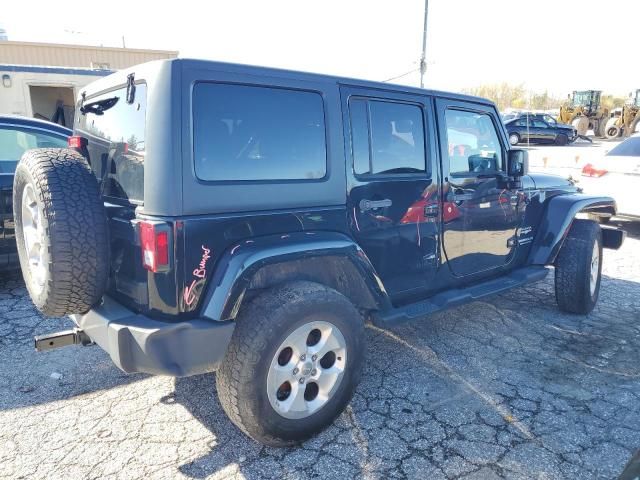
<box><xmin>192</xmin><ymin>83</ymin><xmax>327</xmax><ymax>182</ymax></box>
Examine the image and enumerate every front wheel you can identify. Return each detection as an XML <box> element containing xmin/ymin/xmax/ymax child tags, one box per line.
<box><xmin>555</xmin><ymin>220</ymin><xmax>602</xmax><ymax>314</ymax></box>
<box><xmin>555</xmin><ymin>133</ymin><xmax>568</xmax><ymax>146</ymax></box>
<box><xmin>216</xmin><ymin>281</ymin><xmax>365</xmax><ymax>446</ymax></box>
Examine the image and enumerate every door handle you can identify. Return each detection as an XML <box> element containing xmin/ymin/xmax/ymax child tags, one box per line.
<box><xmin>360</xmin><ymin>198</ymin><xmax>392</xmax><ymax>212</ymax></box>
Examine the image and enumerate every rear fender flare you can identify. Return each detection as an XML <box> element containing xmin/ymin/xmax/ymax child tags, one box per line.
<box><xmin>528</xmin><ymin>194</ymin><xmax>616</xmax><ymax>265</ymax></box>
<box><xmin>200</xmin><ymin>231</ymin><xmax>389</xmax><ymax>321</ymax></box>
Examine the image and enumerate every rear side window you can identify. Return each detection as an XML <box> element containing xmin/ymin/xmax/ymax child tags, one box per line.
<box><xmin>193</xmin><ymin>83</ymin><xmax>327</xmax><ymax>181</ymax></box>
<box><xmin>349</xmin><ymin>98</ymin><xmax>426</xmax><ymax>176</ymax></box>
<box><xmin>77</xmin><ymin>84</ymin><xmax>147</xmax><ymax>203</ymax></box>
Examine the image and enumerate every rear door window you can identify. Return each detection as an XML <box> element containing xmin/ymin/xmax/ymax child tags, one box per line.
<box><xmin>76</xmin><ymin>84</ymin><xmax>147</xmax><ymax>203</ymax></box>
<box><xmin>349</xmin><ymin>98</ymin><xmax>426</xmax><ymax>176</ymax></box>
<box><xmin>193</xmin><ymin>83</ymin><xmax>327</xmax><ymax>182</ymax></box>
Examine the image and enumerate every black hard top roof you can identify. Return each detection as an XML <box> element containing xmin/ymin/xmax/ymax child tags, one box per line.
<box><xmin>85</xmin><ymin>57</ymin><xmax>495</xmax><ymax>108</ymax></box>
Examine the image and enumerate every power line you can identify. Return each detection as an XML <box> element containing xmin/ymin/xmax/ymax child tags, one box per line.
<box><xmin>381</xmin><ymin>68</ymin><xmax>420</xmax><ymax>83</ymax></box>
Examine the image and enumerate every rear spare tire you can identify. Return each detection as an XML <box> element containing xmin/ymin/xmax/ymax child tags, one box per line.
<box><xmin>13</xmin><ymin>148</ymin><xmax>109</xmax><ymax>316</ymax></box>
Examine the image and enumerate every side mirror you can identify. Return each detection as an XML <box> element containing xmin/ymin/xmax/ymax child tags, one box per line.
<box><xmin>508</xmin><ymin>149</ymin><xmax>528</xmax><ymax>177</ymax></box>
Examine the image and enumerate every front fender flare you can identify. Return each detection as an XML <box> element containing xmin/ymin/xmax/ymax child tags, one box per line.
<box><xmin>200</xmin><ymin>231</ymin><xmax>389</xmax><ymax>321</ymax></box>
<box><xmin>528</xmin><ymin>193</ymin><xmax>616</xmax><ymax>265</ymax></box>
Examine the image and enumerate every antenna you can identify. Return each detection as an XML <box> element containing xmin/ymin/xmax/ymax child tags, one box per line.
<box><xmin>419</xmin><ymin>0</ymin><xmax>429</xmax><ymax>88</ymax></box>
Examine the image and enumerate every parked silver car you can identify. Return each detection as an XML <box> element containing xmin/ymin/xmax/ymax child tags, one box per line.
<box><xmin>580</xmin><ymin>134</ymin><xmax>640</xmax><ymax>220</ymax></box>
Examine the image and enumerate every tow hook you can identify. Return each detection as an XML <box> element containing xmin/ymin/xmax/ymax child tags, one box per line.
<box><xmin>34</xmin><ymin>328</ymin><xmax>93</xmax><ymax>352</ymax></box>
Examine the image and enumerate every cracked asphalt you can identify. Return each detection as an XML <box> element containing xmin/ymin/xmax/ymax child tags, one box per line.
<box><xmin>1</xmin><ymin>219</ymin><xmax>639</xmax><ymax>480</ymax></box>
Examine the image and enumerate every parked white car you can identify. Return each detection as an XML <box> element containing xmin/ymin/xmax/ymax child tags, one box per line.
<box><xmin>580</xmin><ymin>134</ymin><xmax>640</xmax><ymax>220</ymax></box>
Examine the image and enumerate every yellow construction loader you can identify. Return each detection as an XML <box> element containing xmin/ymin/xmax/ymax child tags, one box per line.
<box><xmin>558</xmin><ymin>90</ymin><xmax>609</xmax><ymax>137</ymax></box>
<box><xmin>603</xmin><ymin>89</ymin><xmax>640</xmax><ymax>139</ymax></box>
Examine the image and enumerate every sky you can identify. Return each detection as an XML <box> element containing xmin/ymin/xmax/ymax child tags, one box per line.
<box><xmin>2</xmin><ymin>0</ymin><xmax>639</xmax><ymax>96</ymax></box>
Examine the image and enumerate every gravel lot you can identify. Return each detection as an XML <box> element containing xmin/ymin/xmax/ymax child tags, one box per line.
<box><xmin>1</xmin><ymin>154</ymin><xmax>639</xmax><ymax>479</ymax></box>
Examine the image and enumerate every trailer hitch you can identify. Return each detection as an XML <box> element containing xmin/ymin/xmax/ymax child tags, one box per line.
<box><xmin>34</xmin><ymin>328</ymin><xmax>93</xmax><ymax>352</ymax></box>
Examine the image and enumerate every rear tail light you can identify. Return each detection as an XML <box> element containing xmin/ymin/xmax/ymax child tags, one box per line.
<box><xmin>68</xmin><ymin>136</ymin><xmax>87</xmax><ymax>149</ymax></box>
<box><xmin>582</xmin><ymin>163</ymin><xmax>608</xmax><ymax>177</ymax></box>
<box><xmin>139</xmin><ymin>221</ymin><xmax>170</xmax><ymax>272</ymax></box>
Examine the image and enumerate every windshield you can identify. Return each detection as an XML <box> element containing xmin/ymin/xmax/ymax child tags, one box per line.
<box><xmin>76</xmin><ymin>84</ymin><xmax>147</xmax><ymax>203</ymax></box>
<box><xmin>607</xmin><ymin>137</ymin><xmax>640</xmax><ymax>157</ymax></box>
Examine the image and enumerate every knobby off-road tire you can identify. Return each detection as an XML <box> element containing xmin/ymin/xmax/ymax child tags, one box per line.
<box><xmin>216</xmin><ymin>281</ymin><xmax>365</xmax><ymax>446</ymax></box>
<box><xmin>554</xmin><ymin>219</ymin><xmax>602</xmax><ymax>314</ymax></box>
<box><xmin>13</xmin><ymin>148</ymin><xmax>109</xmax><ymax>316</ymax></box>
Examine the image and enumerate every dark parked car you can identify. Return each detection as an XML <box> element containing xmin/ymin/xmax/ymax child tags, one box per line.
<box><xmin>14</xmin><ymin>59</ymin><xmax>623</xmax><ymax>446</ymax></box>
<box><xmin>0</xmin><ymin>116</ymin><xmax>70</xmax><ymax>270</ymax></box>
<box><xmin>505</xmin><ymin>113</ymin><xmax>577</xmax><ymax>146</ymax></box>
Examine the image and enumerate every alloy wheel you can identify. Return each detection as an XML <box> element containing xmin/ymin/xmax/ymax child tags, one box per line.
<box><xmin>266</xmin><ymin>320</ymin><xmax>347</xmax><ymax>419</ymax></box>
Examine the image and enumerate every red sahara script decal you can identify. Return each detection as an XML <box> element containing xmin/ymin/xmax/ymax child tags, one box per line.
<box><xmin>183</xmin><ymin>245</ymin><xmax>211</xmax><ymax>307</ymax></box>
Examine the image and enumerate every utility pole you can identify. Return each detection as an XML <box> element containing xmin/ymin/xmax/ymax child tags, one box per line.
<box><xmin>419</xmin><ymin>0</ymin><xmax>429</xmax><ymax>88</ymax></box>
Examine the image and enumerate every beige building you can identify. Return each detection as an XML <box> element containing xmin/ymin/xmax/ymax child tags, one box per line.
<box><xmin>0</xmin><ymin>40</ymin><xmax>178</xmax><ymax>71</ymax></box>
<box><xmin>0</xmin><ymin>40</ymin><xmax>178</xmax><ymax>126</ymax></box>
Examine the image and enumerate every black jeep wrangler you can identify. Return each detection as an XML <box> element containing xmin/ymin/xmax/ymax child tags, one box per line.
<box><xmin>13</xmin><ymin>59</ymin><xmax>624</xmax><ymax>446</ymax></box>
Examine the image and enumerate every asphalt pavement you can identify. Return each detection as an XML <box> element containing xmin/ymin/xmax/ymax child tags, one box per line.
<box><xmin>1</xmin><ymin>196</ymin><xmax>639</xmax><ymax>479</ymax></box>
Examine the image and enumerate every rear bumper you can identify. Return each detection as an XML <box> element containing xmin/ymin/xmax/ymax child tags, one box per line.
<box><xmin>70</xmin><ymin>296</ymin><xmax>235</xmax><ymax>377</ymax></box>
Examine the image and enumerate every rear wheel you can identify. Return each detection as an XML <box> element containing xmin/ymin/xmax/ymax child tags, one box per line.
<box><xmin>508</xmin><ymin>133</ymin><xmax>520</xmax><ymax>145</ymax></box>
<box><xmin>554</xmin><ymin>220</ymin><xmax>602</xmax><ymax>314</ymax></box>
<box><xmin>13</xmin><ymin>148</ymin><xmax>109</xmax><ymax>316</ymax></box>
<box><xmin>216</xmin><ymin>281</ymin><xmax>365</xmax><ymax>446</ymax></box>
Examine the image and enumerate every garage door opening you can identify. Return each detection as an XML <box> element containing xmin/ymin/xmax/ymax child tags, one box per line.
<box><xmin>29</xmin><ymin>86</ymin><xmax>75</xmax><ymax>128</ymax></box>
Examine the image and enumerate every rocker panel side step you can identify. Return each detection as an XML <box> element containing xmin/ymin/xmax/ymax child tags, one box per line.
<box><xmin>372</xmin><ymin>266</ymin><xmax>549</xmax><ymax>326</ymax></box>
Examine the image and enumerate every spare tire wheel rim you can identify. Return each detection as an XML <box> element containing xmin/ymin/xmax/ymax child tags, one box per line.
<box><xmin>590</xmin><ymin>240</ymin><xmax>600</xmax><ymax>297</ymax></box>
<box><xmin>21</xmin><ymin>183</ymin><xmax>48</xmax><ymax>295</ymax></box>
<box><xmin>267</xmin><ymin>320</ymin><xmax>347</xmax><ymax>420</ymax></box>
